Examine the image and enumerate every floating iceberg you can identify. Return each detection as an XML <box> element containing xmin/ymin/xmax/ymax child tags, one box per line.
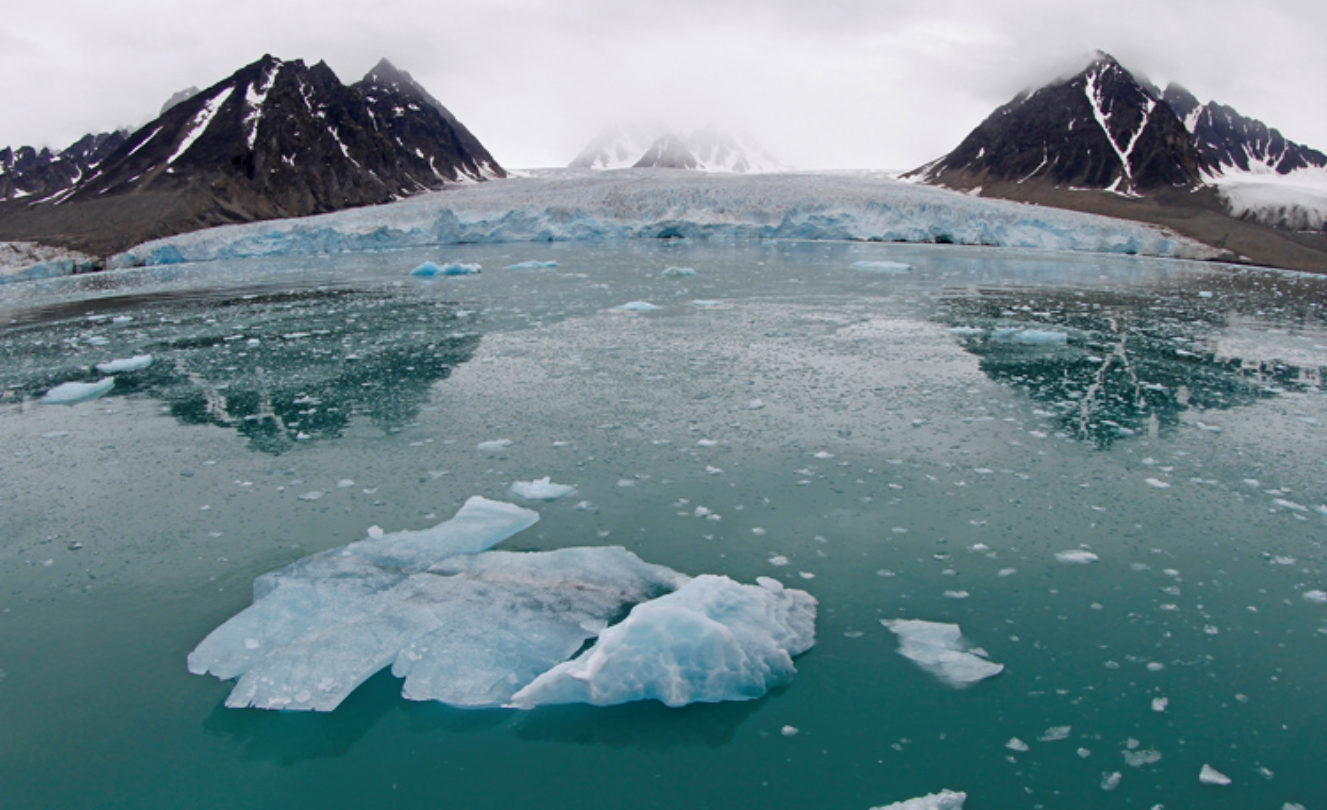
<box><xmin>189</xmin><ymin>497</ymin><xmax>816</xmax><ymax>711</ymax></box>
<box><xmin>41</xmin><ymin>378</ymin><xmax>116</xmax><ymax>404</ymax></box>
<box><xmin>510</xmin><ymin>574</ymin><xmax>816</xmax><ymax>708</ymax></box>
<box><xmin>1055</xmin><ymin>549</ymin><xmax>1100</xmax><ymax>564</ymax></box>
<box><xmin>616</xmin><ymin>301</ymin><xmax>659</xmax><ymax>312</ymax></box>
<box><xmin>411</xmin><ymin>261</ymin><xmax>481</xmax><ymax>277</ymax></box>
<box><xmin>662</xmin><ymin>266</ymin><xmax>697</xmax><ymax>277</ymax></box>
<box><xmin>1199</xmin><ymin>764</ymin><xmax>1232</xmax><ymax>786</ymax></box>
<box><xmin>509</xmin><ymin>477</ymin><xmax>576</xmax><ymax>501</ymax></box>
<box><xmin>109</xmin><ymin>170</ymin><xmax>1219</xmax><ymax>269</ymax></box>
<box><xmin>504</xmin><ymin>260</ymin><xmax>559</xmax><ymax>269</ymax></box>
<box><xmin>95</xmin><ymin>355</ymin><xmax>154</xmax><ymax>374</ymax></box>
<box><xmin>991</xmin><ymin>328</ymin><xmax>1068</xmax><ymax>345</ymax></box>
<box><xmin>869</xmin><ymin>790</ymin><xmax>967</xmax><ymax>810</ymax></box>
<box><xmin>881</xmin><ymin>619</ymin><xmax>1003</xmax><ymax>688</ymax></box>
<box><xmin>852</xmin><ymin>260</ymin><xmax>913</xmax><ymax>273</ymax></box>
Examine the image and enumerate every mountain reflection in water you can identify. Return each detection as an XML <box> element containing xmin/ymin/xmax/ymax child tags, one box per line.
<box><xmin>0</xmin><ymin>285</ymin><xmax>479</xmax><ymax>454</ymax></box>
<box><xmin>941</xmin><ymin>285</ymin><xmax>1325</xmax><ymax>448</ymax></box>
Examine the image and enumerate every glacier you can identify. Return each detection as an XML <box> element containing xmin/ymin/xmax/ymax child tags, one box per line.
<box><xmin>108</xmin><ymin>170</ymin><xmax>1217</xmax><ymax>269</ymax></box>
<box><xmin>188</xmin><ymin>496</ymin><xmax>817</xmax><ymax>711</ymax></box>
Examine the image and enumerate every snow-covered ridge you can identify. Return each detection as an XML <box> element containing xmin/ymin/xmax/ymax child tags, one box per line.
<box><xmin>111</xmin><ymin>169</ymin><xmax>1217</xmax><ymax>268</ymax></box>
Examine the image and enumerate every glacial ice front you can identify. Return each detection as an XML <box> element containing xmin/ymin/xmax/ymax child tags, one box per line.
<box><xmin>188</xmin><ymin>496</ymin><xmax>817</xmax><ymax>711</ymax></box>
<box><xmin>111</xmin><ymin>170</ymin><xmax>1217</xmax><ymax>270</ymax></box>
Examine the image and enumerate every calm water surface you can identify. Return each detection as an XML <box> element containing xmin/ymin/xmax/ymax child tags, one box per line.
<box><xmin>2</xmin><ymin>241</ymin><xmax>1325</xmax><ymax>809</ymax></box>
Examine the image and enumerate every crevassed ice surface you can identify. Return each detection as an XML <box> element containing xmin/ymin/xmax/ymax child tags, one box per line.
<box><xmin>2</xmin><ymin>239</ymin><xmax>1326</xmax><ymax>810</ymax></box>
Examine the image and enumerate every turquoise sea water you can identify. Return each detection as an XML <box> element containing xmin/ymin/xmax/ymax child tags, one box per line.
<box><xmin>2</xmin><ymin>241</ymin><xmax>1324</xmax><ymax>809</ymax></box>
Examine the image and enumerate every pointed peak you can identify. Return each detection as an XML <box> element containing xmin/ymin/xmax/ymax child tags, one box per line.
<box><xmin>363</xmin><ymin>58</ymin><xmax>412</xmax><ymax>88</ymax></box>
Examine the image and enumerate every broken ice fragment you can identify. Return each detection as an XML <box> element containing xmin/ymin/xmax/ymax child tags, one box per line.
<box><xmin>477</xmin><ymin>439</ymin><xmax>514</xmax><ymax>452</ymax></box>
<box><xmin>41</xmin><ymin>378</ymin><xmax>115</xmax><ymax>404</ymax></box>
<box><xmin>615</xmin><ymin>301</ymin><xmax>659</xmax><ymax>312</ymax></box>
<box><xmin>95</xmin><ymin>354</ymin><xmax>153</xmax><ymax>374</ymax></box>
<box><xmin>508</xmin><ymin>574</ymin><xmax>816</xmax><ymax>708</ymax></box>
<box><xmin>1303</xmin><ymin>590</ymin><xmax>1327</xmax><ymax>604</ymax></box>
<box><xmin>411</xmin><ymin>261</ymin><xmax>481</xmax><ymax>277</ymax></box>
<box><xmin>662</xmin><ymin>266</ymin><xmax>696</xmax><ymax>277</ymax></box>
<box><xmin>1039</xmin><ymin>725</ymin><xmax>1071</xmax><ymax>742</ymax></box>
<box><xmin>852</xmin><ymin>260</ymin><xmax>913</xmax><ymax>274</ymax></box>
<box><xmin>881</xmin><ymin>619</ymin><xmax>1003</xmax><ymax>688</ymax></box>
<box><xmin>1055</xmin><ymin>549</ymin><xmax>1099</xmax><ymax>564</ymax></box>
<box><xmin>1199</xmin><ymin>764</ymin><xmax>1232</xmax><ymax>786</ymax></box>
<box><xmin>509</xmin><ymin>477</ymin><xmax>576</xmax><ymax>501</ymax></box>
<box><xmin>505</xmin><ymin>260</ymin><xmax>558</xmax><ymax>270</ymax></box>
<box><xmin>1006</xmin><ymin>737</ymin><xmax>1030</xmax><ymax>752</ymax></box>
<box><xmin>868</xmin><ymin>790</ymin><xmax>966</xmax><ymax>810</ymax></box>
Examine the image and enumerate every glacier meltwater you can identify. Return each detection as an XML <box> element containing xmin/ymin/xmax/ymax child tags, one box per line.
<box><xmin>187</xmin><ymin>496</ymin><xmax>817</xmax><ymax>711</ymax></box>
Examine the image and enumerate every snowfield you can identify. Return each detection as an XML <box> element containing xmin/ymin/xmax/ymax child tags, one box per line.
<box><xmin>109</xmin><ymin>169</ymin><xmax>1218</xmax><ymax>268</ymax></box>
<box><xmin>1214</xmin><ymin>168</ymin><xmax>1327</xmax><ymax>231</ymax></box>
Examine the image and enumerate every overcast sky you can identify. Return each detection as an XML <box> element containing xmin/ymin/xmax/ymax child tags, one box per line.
<box><xmin>2</xmin><ymin>0</ymin><xmax>1323</xmax><ymax>171</ymax></box>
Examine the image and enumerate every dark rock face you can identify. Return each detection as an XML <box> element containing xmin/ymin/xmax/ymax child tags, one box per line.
<box><xmin>915</xmin><ymin>53</ymin><xmax>1202</xmax><ymax>193</ymax></box>
<box><xmin>0</xmin><ymin>55</ymin><xmax>502</xmax><ymax>253</ymax></box>
<box><xmin>633</xmin><ymin>133</ymin><xmax>700</xmax><ymax>169</ymax></box>
<box><xmin>1161</xmin><ymin>83</ymin><xmax>1327</xmax><ymax>176</ymax></box>
<box><xmin>0</xmin><ymin>131</ymin><xmax>127</xmax><ymax>203</ymax></box>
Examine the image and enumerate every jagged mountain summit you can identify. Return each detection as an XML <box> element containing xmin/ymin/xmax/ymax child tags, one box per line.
<box><xmin>570</xmin><ymin>123</ymin><xmax>784</xmax><ymax>173</ymax></box>
<box><xmin>912</xmin><ymin>51</ymin><xmax>1202</xmax><ymax>195</ymax></box>
<box><xmin>0</xmin><ymin>55</ymin><xmax>503</xmax><ymax>254</ymax></box>
<box><xmin>0</xmin><ymin>131</ymin><xmax>128</xmax><ymax>203</ymax></box>
<box><xmin>1160</xmin><ymin>84</ymin><xmax>1327</xmax><ymax>178</ymax></box>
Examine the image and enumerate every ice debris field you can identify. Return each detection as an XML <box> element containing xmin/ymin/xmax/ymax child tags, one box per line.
<box><xmin>188</xmin><ymin>496</ymin><xmax>818</xmax><ymax>711</ymax></box>
<box><xmin>104</xmin><ymin>170</ymin><xmax>1216</xmax><ymax>270</ymax></box>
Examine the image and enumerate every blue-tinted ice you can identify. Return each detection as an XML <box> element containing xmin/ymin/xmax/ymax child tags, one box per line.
<box><xmin>188</xmin><ymin>496</ymin><xmax>816</xmax><ymax>711</ymax></box>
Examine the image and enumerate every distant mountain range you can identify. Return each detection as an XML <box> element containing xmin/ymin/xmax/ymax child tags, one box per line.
<box><xmin>0</xmin><ymin>55</ymin><xmax>502</xmax><ymax>255</ymax></box>
<box><xmin>570</xmin><ymin>123</ymin><xmax>784</xmax><ymax>173</ymax></box>
<box><xmin>911</xmin><ymin>51</ymin><xmax>1326</xmax><ymax>194</ymax></box>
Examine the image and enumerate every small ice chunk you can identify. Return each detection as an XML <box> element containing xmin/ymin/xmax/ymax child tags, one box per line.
<box><xmin>1199</xmin><ymin>764</ymin><xmax>1232</xmax><ymax>785</ymax></box>
<box><xmin>662</xmin><ymin>266</ymin><xmax>696</xmax><ymax>277</ymax></box>
<box><xmin>852</xmin><ymin>260</ymin><xmax>913</xmax><ymax>274</ymax></box>
<box><xmin>509</xmin><ymin>477</ymin><xmax>576</xmax><ymax>501</ymax></box>
<box><xmin>1055</xmin><ymin>549</ymin><xmax>1099</xmax><ymax>564</ymax></box>
<box><xmin>1302</xmin><ymin>590</ymin><xmax>1327</xmax><ymax>604</ymax></box>
<box><xmin>615</xmin><ymin>301</ymin><xmax>659</xmax><ymax>312</ymax></box>
<box><xmin>1124</xmin><ymin>749</ymin><xmax>1162</xmax><ymax>767</ymax></box>
<box><xmin>477</xmin><ymin>439</ymin><xmax>514</xmax><ymax>452</ymax></box>
<box><xmin>943</xmin><ymin>590</ymin><xmax>970</xmax><ymax>600</ymax></box>
<box><xmin>41</xmin><ymin>378</ymin><xmax>115</xmax><ymax>404</ymax></box>
<box><xmin>1101</xmin><ymin>772</ymin><xmax>1122</xmax><ymax>791</ymax></box>
<box><xmin>781</xmin><ymin>725</ymin><xmax>799</xmax><ymax>736</ymax></box>
<box><xmin>747</xmin><ymin>398</ymin><xmax>766</xmax><ymax>410</ymax></box>
<box><xmin>1006</xmin><ymin>737</ymin><xmax>1030</xmax><ymax>752</ymax></box>
<box><xmin>505</xmin><ymin>260</ymin><xmax>558</xmax><ymax>270</ymax></box>
<box><xmin>768</xmin><ymin>555</ymin><xmax>790</xmax><ymax>567</ymax></box>
<box><xmin>1039</xmin><ymin>725</ymin><xmax>1071</xmax><ymax>742</ymax></box>
<box><xmin>1152</xmin><ymin>696</ymin><xmax>1169</xmax><ymax>712</ymax></box>
<box><xmin>95</xmin><ymin>354</ymin><xmax>154</xmax><ymax>374</ymax></box>
<box><xmin>881</xmin><ymin>619</ymin><xmax>1003</xmax><ymax>688</ymax></box>
<box><xmin>509</xmin><ymin>574</ymin><xmax>817</xmax><ymax>708</ymax></box>
<box><xmin>868</xmin><ymin>790</ymin><xmax>966</xmax><ymax>810</ymax></box>
<box><xmin>411</xmin><ymin>261</ymin><xmax>481</xmax><ymax>276</ymax></box>
<box><xmin>1145</xmin><ymin>478</ymin><xmax>1172</xmax><ymax>489</ymax></box>
<box><xmin>298</xmin><ymin>491</ymin><xmax>324</xmax><ymax>501</ymax></box>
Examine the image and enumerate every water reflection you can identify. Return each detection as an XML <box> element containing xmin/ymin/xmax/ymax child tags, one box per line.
<box><xmin>941</xmin><ymin>285</ymin><xmax>1326</xmax><ymax>447</ymax></box>
<box><xmin>0</xmin><ymin>284</ymin><xmax>479</xmax><ymax>453</ymax></box>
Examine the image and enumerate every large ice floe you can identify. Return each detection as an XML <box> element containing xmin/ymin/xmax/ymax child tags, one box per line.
<box><xmin>188</xmin><ymin>496</ymin><xmax>817</xmax><ymax>711</ymax></box>
<box><xmin>112</xmin><ymin>170</ymin><xmax>1216</xmax><ymax>269</ymax></box>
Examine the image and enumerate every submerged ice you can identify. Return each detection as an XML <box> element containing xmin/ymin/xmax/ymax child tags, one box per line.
<box><xmin>188</xmin><ymin>497</ymin><xmax>816</xmax><ymax>711</ymax></box>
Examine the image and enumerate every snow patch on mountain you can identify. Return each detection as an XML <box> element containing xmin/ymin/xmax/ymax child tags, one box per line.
<box><xmin>572</xmin><ymin>124</ymin><xmax>784</xmax><ymax>173</ymax></box>
<box><xmin>1215</xmin><ymin>169</ymin><xmax>1327</xmax><ymax>231</ymax></box>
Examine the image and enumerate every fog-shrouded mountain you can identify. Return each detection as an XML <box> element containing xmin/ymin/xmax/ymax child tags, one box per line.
<box><xmin>0</xmin><ymin>54</ymin><xmax>503</xmax><ymax>255</ymax></box>
<box><xmin>1160</xmin><ymin>83</ymin><xmax>1327</xmax><ymax>178</ymax></box>
<box><xmin>570</xmin><ymin>123</ymin><xmax>784</xmax><ymax>173</ymax></box>
<box><xmin>911</xmin><ymin>51</ymin><xmax>1202</xmax><ymax>195</ymax></box>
